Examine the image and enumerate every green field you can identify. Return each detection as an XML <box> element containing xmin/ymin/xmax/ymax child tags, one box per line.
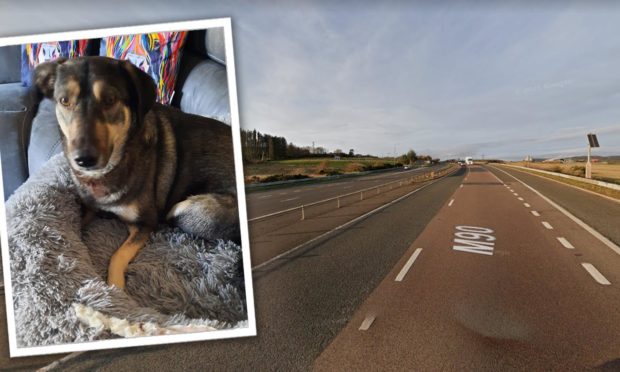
<box><xmin>244</xmin><ymin>157</ymin><xmax>402</xmax><ymax>183</ymax></box>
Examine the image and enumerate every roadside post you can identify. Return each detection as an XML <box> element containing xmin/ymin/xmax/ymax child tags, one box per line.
<box><xmin>586</xmin><ymin>133</ymin><xmax>600</xmax><ymax>179</ymax></box>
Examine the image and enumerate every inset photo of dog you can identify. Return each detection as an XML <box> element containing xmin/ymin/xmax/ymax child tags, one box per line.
<box><xmin>0</xmin><ymin>18</ymin><xmax>255</xmax><ymax>356</ymax></box>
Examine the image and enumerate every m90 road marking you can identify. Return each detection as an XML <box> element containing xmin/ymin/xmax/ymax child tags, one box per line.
<box><xmin>453</xmin><ymin>225</ymin><xmax>495</xmax><ymax>256</ymax></box>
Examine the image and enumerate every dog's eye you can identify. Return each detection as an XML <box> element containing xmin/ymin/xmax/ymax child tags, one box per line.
<box><xmin>103</xmin><ymin>95</ymin><xmax>117</xmax><ymax>107</ymax></box>
<box><xmin>59</xmin><ymin>97</ymin><xmax>70</xmax><ymax>107</ymax></box>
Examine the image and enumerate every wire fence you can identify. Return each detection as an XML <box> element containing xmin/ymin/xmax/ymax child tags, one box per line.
<box><xmin>248</xmin><ymin>165</ymin><xmax>457</xmax><ymax>233</ymax></box>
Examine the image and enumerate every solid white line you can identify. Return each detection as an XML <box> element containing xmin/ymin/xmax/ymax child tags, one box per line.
<box><xmin>448</xmin><ymin>199</ymin><xmax>454</xmax><ymax>207</ymax></box>
<box><xmin>524</xmin><ymin>203</ymin><xmax>531</xmax><ymax>208</ymax></box>
<box><xmin>581</xmin><ymin>263</ymin><xmax>611</xmax><ymax>285</ymax></box>
<box><xmin>531</xmin><ymin>211</ymin><xmax>540</xmax><ymax>217</ymax></box>
<box><xmin>252</xmin><ymin>169</ymin><xmax>458</xmax><ymax>271</ymax></box>
<box><xmin>358</xmin><ymin>314</ymin><xmax>376</xmax><ymax>331</ymax></box>
<box><xmin>280</xmin><ymin>197</ymin><xmax>299</xmax><ymax>202</ymax></box>
<box><xmin>557</xmin><ymin>237</ymin><xmax>575</xmax><ymax>249</ymax></box>
<box><xmin>395</xmin><ymin>248</ymin><xmax>423</xmax><ymax>282</ymax></box>
<box><xmin>542</xmin><ymin>221</ymin><xmax>553</xmax><ymax>229</ymax></box>
<box><xmin>492</xmin><ymin>166</ymin><xmax>620</xmax><ymax>256</ymax></box>
<box><xmin>517</xmin><ymin>197</ymin><xmax>524</xmax><ymax>201</ymax></box>
<box><xmin>257</xmin><ymin>194</ymin><xmax>273</xmax><ymax>199</ymax></box>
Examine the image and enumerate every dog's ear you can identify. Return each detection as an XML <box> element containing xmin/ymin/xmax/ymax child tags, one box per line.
<box><xmin>121</xmin><ymin>60</ymin><xmax>156</xmax><ymax>124</ymax></box>
<box><xmin>33</xmin><ymin>57</ymin><xmax>68</xmax><ymax>98</ymax></box>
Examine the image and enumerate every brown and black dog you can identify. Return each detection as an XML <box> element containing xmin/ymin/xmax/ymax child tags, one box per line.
<box><xmin>34</xmin><ymin>56</ymin><xmax>240</xmax><ymax>289</ymax></box>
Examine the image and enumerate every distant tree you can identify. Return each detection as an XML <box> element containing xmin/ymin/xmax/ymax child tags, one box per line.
<box><xmin>334</xmin><ymin>149</ymin><xmax>343</xmax><ymax>155</ymax></box>
<box><xmin>406</xmin><ymin>149</ymin><xmax>417</xmax><ymax>164</ymax></box>
<box><xmin>268</xmin><ymin>137</ymin><xmax>275</xmax><ymax>160</ymax></box>
<box><xmin>348</xmin><ymin>149</ymin><xmax>355</xmax><ymax>156</ymax></box>
<box><xmin>287</xmin><ymin>142</ymin><xmax>310</xmax><ymax>158</ymax></box>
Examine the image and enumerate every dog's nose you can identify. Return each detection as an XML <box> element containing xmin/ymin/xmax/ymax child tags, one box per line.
<box><xmin>74</xmin><ymin>155</ymin><xmax>98</xmax><ymax>169</ymax></box>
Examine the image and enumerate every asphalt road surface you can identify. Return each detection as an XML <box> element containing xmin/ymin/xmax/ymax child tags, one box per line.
<box><xmin>492</xmin><ymin>165</ymin><xmax>620</xmax><ymax>247</ymax></box>
<box><xmin>315</xmin><ymin>165</ymin><xmax>620</xmax><ymax>370</ymax></box>
<box><xmin>3</xmin><ymin>164</ymin><xmax>619</xmax><ymax>370</ymax></box>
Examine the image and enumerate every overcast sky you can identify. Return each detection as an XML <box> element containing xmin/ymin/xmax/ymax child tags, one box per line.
<box><xmin>2</xmin><ymin>0</ymin><xmax>620</xmax><ymax>160</ymax></box>
<box><xmin>230</xmin><ymin>1</ymin><xmax>620</xmax><ymax>160</ymax></box>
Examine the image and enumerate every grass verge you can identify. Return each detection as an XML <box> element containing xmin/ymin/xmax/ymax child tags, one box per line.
<box><xmin>503</xmin><ymin>166</ymin><xmax>620</xmax><ymax>201</ymax></box>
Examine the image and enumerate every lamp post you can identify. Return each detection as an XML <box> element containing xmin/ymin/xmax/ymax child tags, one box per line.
<box><xmin>586</xmin><ymin>133</ymin><xmax>599</xmax><ymax>179</ymax></box>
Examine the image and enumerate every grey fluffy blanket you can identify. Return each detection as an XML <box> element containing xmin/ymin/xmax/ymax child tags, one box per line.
<box><xmin>5</xmin><ymin>155</ymin><xmax>247</xmax><ymax>348</ymax></box>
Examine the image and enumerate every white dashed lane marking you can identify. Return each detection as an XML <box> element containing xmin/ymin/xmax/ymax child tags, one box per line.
<box><xmin>557</xmin><ymin>237</ymin><xmax>575</xmax><ymax>249</ymax></box>
<box><xmin>493</xmin><ymin>166</ymin><xmax>620</xmax><ymax>257</ymax></box>
<box><xmin>518</xmin><ymin>197</ymin><xmax>524</xmax><ymax>201</ymax></box>
<box><xmin>531</xmin><ymin>211</ymin><xmax>540</xmax><ymax>217</ymax></box>
<box><xmin>359</xmin><ymin>314</ymin><xmax>377</xmax><ymax>331</ymax></box>
<box><xmin>448</xmin><ymin>199</ymin><xmax>454</xmax><ymax>207</ymax></box>
<box><xmin>257</xmin><ymin>194</ymin><xmax>273</xmax><ymax>199</ymax></box>
<box><xmin>524</xmin><ymin>203</ymin><xmax>531</xmax><ymax>208</ymax></box>
<box><xmin>280</xmin><ymin>197</ymin><xmax>299</xmax><ymax>202</ymax></box>
<box><xmin>395</xmin><ymin>248</ymin><xmax>423</xmax><ymax>282</ymax></box>
<box><xmin>542</xmin><ymin>221</ymin><xmax>553</xmax><ymax>230</ymax></box>
<box><xmin>581</xmin><ymin>263</ymin><xmax>611</xmax><ymax>285</ymax></box>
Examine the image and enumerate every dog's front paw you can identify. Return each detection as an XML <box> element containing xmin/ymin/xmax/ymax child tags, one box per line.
<box><xmin>108</xmin><ymin>254</ymin><xmax>128</xmax><ymax>289</ymax></box>
<box><xmin>106</xmin><ymin>224</ymin><xmax>151</xmax><ymax>291</ymax></box>
<box><xmin>107</xmin><ymin>272</ymin><xmax>126</xmax><ymax>289</ymax></box>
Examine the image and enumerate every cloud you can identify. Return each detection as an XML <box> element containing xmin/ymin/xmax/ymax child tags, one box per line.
<box><xmin>218</xmin><ymin>1</ymin><xmax>620</xmax><ymax>159</ymax></box>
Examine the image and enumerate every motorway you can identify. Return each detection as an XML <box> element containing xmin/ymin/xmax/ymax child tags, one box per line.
<box><xmin>2</xmin><ymin>164</ymin><xmax>620</xmax><ymax>370</ymax></box>
<box><xmin>315</xmin><ymin>165</ymin><xmax>620</xmax><ymax>370</ymax></box>
<box><xmin>245</xmin><ymin>165</ymin><xmax>443</xmax><ymax>219</ymax></box>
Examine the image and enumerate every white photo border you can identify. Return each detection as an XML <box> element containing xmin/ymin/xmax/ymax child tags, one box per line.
<box><xmin>0</xmin><ymin>17</ymin><xmax>257</xmax><ymax>357</ymax></box>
